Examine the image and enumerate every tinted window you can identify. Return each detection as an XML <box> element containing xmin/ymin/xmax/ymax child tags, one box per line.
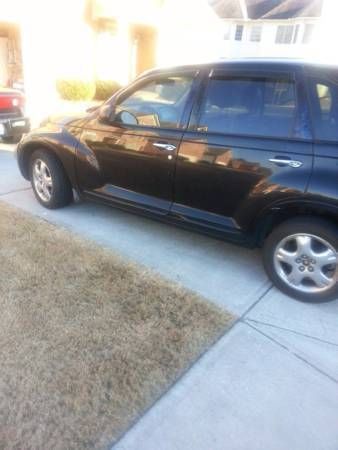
<box><xmin>115</xmin><ymin>75</ymin><xmax>193</xmax><ymax>129</ymax></box>
<box><xmin>197</xmin><ymin>77</ymin><xmax>296</xmax><ymax>138</ymax></box>
<box><xmin>308</xmin><ymin>76</ymin><xmax>338</xmax><ymax>141</ymax></box>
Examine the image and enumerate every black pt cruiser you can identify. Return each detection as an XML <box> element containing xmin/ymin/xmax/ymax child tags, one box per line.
<box><xmin>17</xmin><ymin>59</ymin><xmax>338</xmax><ymax>302</ymax></box>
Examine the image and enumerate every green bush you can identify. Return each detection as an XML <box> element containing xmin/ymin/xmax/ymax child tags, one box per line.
<box><xmin>56</xmin><ymin>79</ymin><xmax>96</xmax><ymax>101</ymax></box>
<box><xmin>94</xmin><ymin>80</ymin><xmax>122</xmax><ymax>101</ymax></box>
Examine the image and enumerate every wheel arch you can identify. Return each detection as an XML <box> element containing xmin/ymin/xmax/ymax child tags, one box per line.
<box><xmin>254</xmin><ymin>200</ymin><xmax>338</xmax><ymax>246</ymax></box>
<box><xmin>18</xmin><ymin>139</ymin><xmax>77</xmax><ymax>189</ymax></box>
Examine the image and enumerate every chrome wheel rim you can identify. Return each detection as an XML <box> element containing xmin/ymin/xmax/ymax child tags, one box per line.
<box><xmin>274</xmin><ymin>233</ymin><xmax>337</xmax><ymax>294</ymax></box>
<box><xmin>32</xmin><ymin>159</ymin><xmax>53</xmax><ymax>202</ymax></box>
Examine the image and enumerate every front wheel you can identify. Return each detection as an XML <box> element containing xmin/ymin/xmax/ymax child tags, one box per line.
<box><xmin>263</xmin><ymin>217</ymin><xmax>338</xmax><ymax>302</ymax></box>
<box><xmin>30</xmin><ymin>150</ymin><xmax>73</xmax><ymax>209</ymax></box>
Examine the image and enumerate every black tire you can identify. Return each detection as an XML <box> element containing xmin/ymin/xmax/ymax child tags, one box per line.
<box><xmin>263</xmin><ymin>217</ymin><xmax>338</xmax><ymax>302</ymax></box>
<box><xmin>30</xmin><ymin>149</ymin><xmax>73</xmax><ymax>209</ymax></box>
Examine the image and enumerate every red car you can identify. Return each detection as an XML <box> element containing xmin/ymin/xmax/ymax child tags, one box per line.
<box><xmin>0</xmin><ymin>88</ymin><xmax>30</xmax><ymax>142</ymax></box>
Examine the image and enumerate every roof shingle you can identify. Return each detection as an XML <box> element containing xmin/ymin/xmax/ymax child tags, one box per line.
<box><xmin>262</xmin><ymin>0</ymin><xmax>323</xmax><ymax>18</ymax></box>
<box><xmin>208</xmin><ymin>0</ymin><xmax>243</xmax><ymax>19</ymax></box>
<box><xmin>208</xmin><ymin>0</ymin><xmax>323</xmax><ymax>19</ymax></box>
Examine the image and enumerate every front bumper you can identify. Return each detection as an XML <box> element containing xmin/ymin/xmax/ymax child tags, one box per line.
<box><xmin>0</xmin><ymin>116</ymin><xmax>30</xmax><ymax>138</ymax></box>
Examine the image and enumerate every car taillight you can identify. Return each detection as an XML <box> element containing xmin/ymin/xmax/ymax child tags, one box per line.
<box><xmin>12</xmin><ymin>95</ymin><xmax>25</xmax><ymax>108</ymax></box>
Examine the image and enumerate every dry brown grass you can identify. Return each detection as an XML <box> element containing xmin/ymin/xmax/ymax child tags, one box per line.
<box><xmin>0</xmin><ymin>202</ymin><xmax>234</xmax><ymax>450</ymax></box>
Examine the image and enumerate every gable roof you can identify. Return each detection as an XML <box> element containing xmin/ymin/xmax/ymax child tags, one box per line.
<box><xmin>208</xmin><ymin>0</ymin><xmax>243</xmax><ymax>19</ymax></box>
<box><xmin>208</xmin><ymin>0</ymin><xmax>323</xmax><ymax>19</ymax></box>
<box><xmin>262</xmin><ymin>0</ymin><xmax>323</xmax><ymax>18</ymax></box>
<box><xmin>246</xmin><ymin>0</ymin><xmax>282</xmax><ymax>19</ymax></box>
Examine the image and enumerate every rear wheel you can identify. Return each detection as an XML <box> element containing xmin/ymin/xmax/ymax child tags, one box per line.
<box><xmin>263</xmin><ymin>217</ymin><xmax>338</xmax><ymax>302</ymax></box>
<box><xmin>30</xmin><ymin>150</ymin><xmax>73</xmax><ymax>209</ymax></box>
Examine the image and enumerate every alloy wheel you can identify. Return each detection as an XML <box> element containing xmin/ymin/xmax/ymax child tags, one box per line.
<box><xmin>273</xmin><ymin>233</ymin><xmax>337</xmax><ymax>294</ymax></box>
<box><xmin>32</xmin><ymin>159</ymin><xmax>53</xmax><ymax>202</ymax></box>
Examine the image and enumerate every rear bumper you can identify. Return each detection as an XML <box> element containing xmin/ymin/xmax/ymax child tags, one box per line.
<box><xmin>0</xmin><ymin>116</ymin><xmax>30</xmax><ymax>138</ymax></box>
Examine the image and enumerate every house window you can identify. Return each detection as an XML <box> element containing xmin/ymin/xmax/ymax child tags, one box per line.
<box><xmin>223</xmin><ymin>24</ymin><xmax>231</xmax><ymax>40</ymax></box>
<box><xmin>275</xmin><ymin>25</ymin><xmax>294</xmax><ymax>44</ymax></box>
<box><xmin>235</xmin><ymin>25</ymin><xmax>244</xmax><ymax>41</ymax></box>
<box><xmin>250</xmin><ymin>25</ymin><xmax>262</xmax><ymax>42</ymax></box>
<box><xmin>303</xmin><ymin>24</ymin><xmax>315</xmax><ymax>44</ymax></box>
<box><xmin>293</xmin><ymin>24</ymin><xmax>300</xmax><ymax>44</ymax></box>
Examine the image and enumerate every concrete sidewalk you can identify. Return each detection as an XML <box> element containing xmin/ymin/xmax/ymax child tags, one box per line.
<box><xmin>1</xmin><ymin>146</ymin><xmax>337</xmax><ymax>450</ymax></box>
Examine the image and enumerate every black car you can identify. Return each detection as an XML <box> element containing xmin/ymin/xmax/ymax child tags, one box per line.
<box><xmin>17</xmin><ymin>59</ymin><xmax>338</xmax><ymax>302</ymax></box>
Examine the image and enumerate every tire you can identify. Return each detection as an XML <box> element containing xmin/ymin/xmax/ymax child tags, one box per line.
<box><xmin>30</xmin><ymin>149</ymin><xmax>73</xmax><ymax>209</ymax></box>
<box><xmin>263</xmin><ymin>217</ymin><xmax>338</xmax><ymax>302</ymax></box>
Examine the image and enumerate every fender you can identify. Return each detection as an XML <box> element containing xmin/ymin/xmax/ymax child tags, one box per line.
<box><xmin>17</xmin><ymin>123</ymin><xmax>82</xmax><ymax>190</ymax></box>
<box><xmin>252</xmin><ymin>195</ymin><xmax>338</xmax><ymax>245</ymax></box>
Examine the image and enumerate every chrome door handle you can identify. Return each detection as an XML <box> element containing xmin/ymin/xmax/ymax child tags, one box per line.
<box><xmin>269</xmin><ymin>158</ymin><xmax>303</xmax><ymax>168</ymax></box>
<box><xmin>153</xmin><ymin>142</ymin><xmax>176</xmax><ymax>152</ymax></box>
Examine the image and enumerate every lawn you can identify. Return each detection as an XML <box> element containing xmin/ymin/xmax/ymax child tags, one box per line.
<box><xmin>0</xmin><ymin>202</ymin><xmax>234</xmax><ymax>450</ymax></box>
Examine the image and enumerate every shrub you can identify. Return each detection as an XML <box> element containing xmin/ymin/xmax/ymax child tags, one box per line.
<box><xmin>94</xmin><ymin>80</ymin><xmax>122</xmax><ymax>101</ymax></box>
<box><xmin>56</xmin><ymin>79</ymin><xmax>96</xmax><ymax>101</ymax></box>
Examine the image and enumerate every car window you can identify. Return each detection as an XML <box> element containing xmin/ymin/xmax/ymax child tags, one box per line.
<box><xmin>316</xmin><ymin>83</ymin><xmax>332</xmax><ymax>113</ymax></box>
<box><xmin>308</xmin><ymin>76</ymin><xmax>338</xmax><ymax>142</ymax></box>
<box><xmin>197</xmin><ymin>76</ymin><xmax>296</xmax><ymax>138</ymax></box>
<box><xmin>115</xmin><ymin>75</ymin><xmax>194</xmax><ymax>129</ymax></box>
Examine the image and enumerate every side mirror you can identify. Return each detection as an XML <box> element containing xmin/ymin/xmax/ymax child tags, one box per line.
<box><xmin>118</xmin><ymin>110</ymin><xmax>138</xmax><ymax>125</ymax></box>
<box><xmin>98</xmin><ymin>104</ymin><xmax>114</xmax><ymax>123</ymax></box>
<box><xmin>98</xmin><ymin>105</ymin><xmax>139</xmax><ymax>126</ymax></box>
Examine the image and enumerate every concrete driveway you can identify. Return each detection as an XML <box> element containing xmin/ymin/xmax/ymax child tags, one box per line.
<box><xmin>1</xmin><ymin>146</ymin><xmax>338</xmax><ymax>450</ymax></box>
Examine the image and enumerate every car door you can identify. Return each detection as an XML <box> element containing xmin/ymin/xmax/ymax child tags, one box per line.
<box><xmin>304</xmin><ymin>68</ymin><xmax>338</xmax><ymax>204</ymax></box>
<box><xmin>77</xmin><ymin>71</ymin><xmax>199</xmax><ymax>215</ymax></box>
<box><xmin>172</xmin><ymin>66</ymin><xmax>313</xmax><ymax>234</ymax></box>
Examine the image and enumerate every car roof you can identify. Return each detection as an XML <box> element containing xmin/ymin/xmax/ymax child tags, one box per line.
<box><xmin>144</xmin><ymin>58</ymin><xmax>338</xmax><ymax>77</ymax></box>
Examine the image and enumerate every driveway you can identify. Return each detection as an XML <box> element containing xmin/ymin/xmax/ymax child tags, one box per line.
<box><xmin>1</xmin><ymin>145</ymin><xmax>338</xmax><ymax>450</ymax></box>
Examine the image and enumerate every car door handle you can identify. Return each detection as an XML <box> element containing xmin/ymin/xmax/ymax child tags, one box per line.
<box><xmin>269</xmin><ymin>158</ymin><xmax>303</xmax><ymax>168</ymax></box>
<box><xmin>153</xmin><ymin>142</ymin><xmax>176</xmax><ymax>152</ymax></box>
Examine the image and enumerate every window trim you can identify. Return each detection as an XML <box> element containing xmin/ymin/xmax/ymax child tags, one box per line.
<box><xmin>191</xmin><ymin>69</ymin><xmax>300</xmax><ymax>140</ymax></box>
<box><xmin>108</xmin><ymin>70</ymin><xmax>200</xmax><ymax>132</ymax></box>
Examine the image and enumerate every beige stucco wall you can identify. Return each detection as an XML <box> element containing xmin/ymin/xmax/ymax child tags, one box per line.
<box><xmin>4</xmin><ymin>0</ymin><xmax>338</xmax><ymax>124</ymax></box>
<box><xmin>0</xmin><ymin>0</ymin><xmax>222</xmax><ymax>122</ymax></box>
<box><xmin>92</xmin><ymin>0</ymin><xmax>163</xmax><ymax>26</ymax></box>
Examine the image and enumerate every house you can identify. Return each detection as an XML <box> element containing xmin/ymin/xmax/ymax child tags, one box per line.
<box><xmin>2</xmin><ymin>0</ymin><xmax>337</xmax><ymax>123</ymax></box>
<box><xmin>208</xmin><ymin>0</ymin><xmax>326</xmax><ymax>58</ymax></box>
<box><xmin>0</xmin><ymin>0</ymin><xmax>221</xmax><ymax>121</ymax></box>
